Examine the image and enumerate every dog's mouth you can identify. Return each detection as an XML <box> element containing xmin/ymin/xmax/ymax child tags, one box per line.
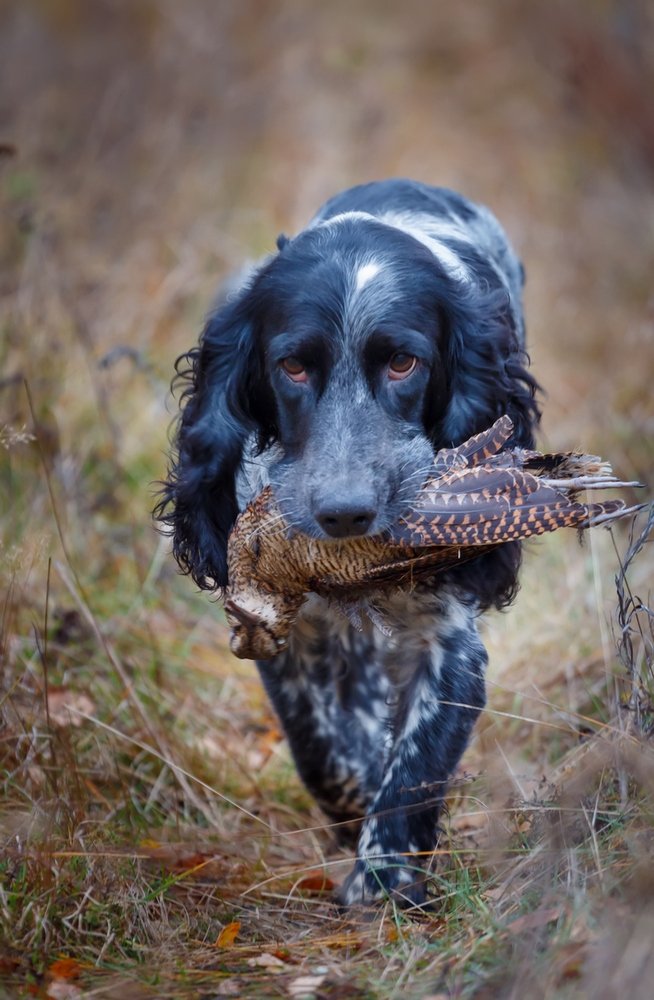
<box><xmin>269</xmin><ymin>444</ymin><xmax>435</xmax><ymax>544</ymax></box>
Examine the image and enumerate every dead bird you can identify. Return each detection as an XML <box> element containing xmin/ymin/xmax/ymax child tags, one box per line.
<box><xmin>225</xmin><ymin>414</ymin><xmax>642</xmax><ymax>660</ymax></box>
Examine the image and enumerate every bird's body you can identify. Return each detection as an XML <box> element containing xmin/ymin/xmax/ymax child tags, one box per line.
<box><xmin>225</xmin><ymin>415</ymin><xmax>640</xmax><ymax>659</ymax></box>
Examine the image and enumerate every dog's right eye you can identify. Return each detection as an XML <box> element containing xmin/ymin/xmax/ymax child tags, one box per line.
<box><xmin>280</xmin><ymin>357</ymin><xmax>308</xmax><ymax>383</ymax></box>
<box><xmin>388</xmin><ymin>353</ymin><xmax>418</xmax><ymax>380</ymax></box>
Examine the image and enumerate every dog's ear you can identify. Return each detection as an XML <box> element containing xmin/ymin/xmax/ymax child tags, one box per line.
<box><xmin>437</xmin><ymin>284</ymin><xmax>540</xmax><ymax>449</ymax></box>
<box><xmin>430</xmin><ymin>280</ymin><xmax>541</xmax><ymax>611</ymax></box>
<box><xmin>154</xmin><ymin>291</ymin><xmax>275</xmax><ymax>591</ymax></box>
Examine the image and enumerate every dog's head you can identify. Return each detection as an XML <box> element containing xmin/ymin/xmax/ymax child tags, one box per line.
<box><xmin>155</xmin><ymin>214</ymin><xmax>539</xmax><ymax>592</ymax></box>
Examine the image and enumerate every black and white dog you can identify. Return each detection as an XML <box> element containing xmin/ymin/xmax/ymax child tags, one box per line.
<box><xmin>157</xmin><ymin>179</ymin><xmax>541</xmax><ymax>907</ymax></box>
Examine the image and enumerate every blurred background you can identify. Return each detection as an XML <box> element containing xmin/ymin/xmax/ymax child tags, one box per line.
<box><xmin>1</xmin><ymin>1</ymin><xmax>653</xmax><ymax>990</ymax></box>
<box><xmin>2</xmin><ymin>0</ymin><xmax>653</xmax><ymax>724</ymax></box>
<box><xmin>3</xmin><ymin>0</ymin><xmax>653</xmax><ymax>692</ymax></box>
<box><xmin>2</xmin><ymin>0</ymin><xmax>653</xmax><ymax>454</ymax></box>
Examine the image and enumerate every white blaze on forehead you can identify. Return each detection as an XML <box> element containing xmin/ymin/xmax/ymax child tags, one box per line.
<box><xmin>354</xmin><ymin>261</ymin><xmax>383</xmax><ymax>292</ymax></box>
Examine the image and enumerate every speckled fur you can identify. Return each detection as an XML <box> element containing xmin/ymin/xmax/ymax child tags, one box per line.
<box><xmin>156</xmin><ymin>179</ymin><xmax>542</xmax><ymax>907</ymax></box>
<box><xmin>257</xmin><ymin>585</ymin><xmax>487</xmax><ymax>905</ymax></box>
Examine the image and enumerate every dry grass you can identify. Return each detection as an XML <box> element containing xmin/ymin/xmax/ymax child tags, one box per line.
<box><xmin>1</xmin><ymin>2</ymin><xmax>654</xmax><ymax>997</ymax></box>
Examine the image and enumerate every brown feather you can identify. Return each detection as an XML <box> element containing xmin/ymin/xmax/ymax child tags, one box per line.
<box><xmin>224</xmin><ymin>415</ymin><xmax>644</xmax><ymax>659</ymax></box>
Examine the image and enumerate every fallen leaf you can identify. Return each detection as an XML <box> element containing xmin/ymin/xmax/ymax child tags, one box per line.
<box><xmin>215</xmin><ymin>920</ymin><xmax>241</xmax><ymax>948</ymax></box>
<box><xmin>507</xmin><ymin>906</ymin><xmax>563</xmax><ymax>934</ymax></box>
<box><xmin>213</xmin><ymin>981</ymin><xmax>242</xmax><ymax>996</ymax></box>
<box><xmin>272</xmin><ymin>948</ymin><xmax>297</xmax><ymax>963</ymax></box>
<box><xmin>449</xmin><ymin>810</ymin><xmax>489</xmax><ymax>833</ymax></box>
<box><xmin>288</xmin><ymin>974</ymin><xmax>327</xmax><ymax>997</ymax></box>
<box><xmin>139</xmin><ymin>841</ymin><xmax>217</xmax><ymax>874</ymax></box>
<box><xmin>46</xmin><ymin>982</ymin><xmax>82</xmax><ymax>1000</ymax></box>
<box><xmin>47</xmin><ymin>958</ymin><xmax>81</xmax><ymax>981</ymax></box>
<box><xmin>247</xmin><ymin>952</ymin><xmax>286</xmax><ymax>970</ymax></box>
<box><xmin>296</xmin><ymin>874</ymin><xmax>335</xmax><ymax>893</ymax></box>
<box><xmin>556</xmin><ymin>941</ymin><xmax>588</xmax><ymax>980</ymax></box>
<box><xmin>0</xmin><ymin>957</ymin><xmax>21</xmax><ymax>973</ymax></box>
<box><xmin>173</xmin><ymin>851</ymin><xmax>212</xmax><ymax>871</ymax></box>
<box><xmin>46</xmin><ymin>688</ymin><xmax>95</xmax><ymax>728</ymax></box>
<box><xmin>27</xmin><ymin>764</ymin><xmax>46</xmax><ymax>788</ymax></box>
<box><xmin>247</xmin><ymin>726</ymin><xmax>284</xmax><ymax>769</ymax></box>
<box><xmin>482</xmin><ymin>886</ymin><xmax>506</xmax><ymax>902</ymax></box>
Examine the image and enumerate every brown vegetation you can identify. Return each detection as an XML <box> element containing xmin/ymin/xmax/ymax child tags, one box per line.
<box><xmin>1</xmin><ymin>2</ymin><xmax>653</xmax><ymax>996</ymax></box>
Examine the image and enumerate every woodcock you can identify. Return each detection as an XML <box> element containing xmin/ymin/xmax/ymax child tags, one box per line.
<box><xmin>224</xmin><ymin>415</ymin><xmax>642</xmax><ymax>660</ymax></box>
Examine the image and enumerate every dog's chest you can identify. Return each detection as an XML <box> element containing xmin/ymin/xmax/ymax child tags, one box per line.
<box><xmin>289</xmin><ymin>584</ymin><xmax>474</xmax><ymax>694</ymax></box>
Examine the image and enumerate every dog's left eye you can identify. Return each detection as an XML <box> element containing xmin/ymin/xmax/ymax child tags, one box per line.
<box><xmin>280</xmin><ymin>357</ymin><xmax>308</xmax><ymax>383</ymax></box>
<box><xmin>388</xmin><ymin>353</ymin><xmax>417</xmax><ymax>381</ymax></box>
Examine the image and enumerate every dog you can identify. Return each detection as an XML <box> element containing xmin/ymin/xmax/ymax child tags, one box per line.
<box><xmin>156</xmin><ymin>179</ymin><xmax>541</xmax><ymax>906</ymax></box>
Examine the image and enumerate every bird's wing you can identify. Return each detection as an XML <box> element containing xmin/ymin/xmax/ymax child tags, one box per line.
<box><xmin>392</xmin><ymin>457</ymin><xmax>638</xmax><ymax>547</ymax></box>
<box><xmin>432</xmin><ymin>414</ymin><xmax>515</xmax><ymax>474</ymax></box>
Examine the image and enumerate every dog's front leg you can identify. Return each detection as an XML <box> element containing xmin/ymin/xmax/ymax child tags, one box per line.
<box><xmin>338</xmin><ymin>608</ymin><xmax>487</xmax><ymax>908</ymax></box>
<box><xmin>256</xmin><ymin>622</ymin><xmax>390</xmax><ymax>829</ymax></box>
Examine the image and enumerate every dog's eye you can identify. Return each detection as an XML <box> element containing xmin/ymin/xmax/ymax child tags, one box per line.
<box><xmin>388</xmin><ymin>353</ymin><xmax>417</xmax><ymax>380</ymax></box>
<box><xmin>280</xmin><ymin>357</ymin><xmax>308</xmax><ymax>383</ymax></box>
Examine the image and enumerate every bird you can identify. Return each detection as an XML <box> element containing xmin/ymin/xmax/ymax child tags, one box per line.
<box><xmin>224</xmin><ymin>415</ymin><xmax>642</xmax><ymax>660</ymax></box>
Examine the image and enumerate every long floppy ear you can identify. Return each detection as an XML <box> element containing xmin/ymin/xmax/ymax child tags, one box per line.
<box><xmin>438</xmin><ymin>284</ymin><xmax>541</xmax><ymax>449</ymax></box>
<box><xmin>154</xmin><ymin>290</ymin><xmax>275</xmax><ymax>592</ymax></box>
<box><xmin>432</xmin><ymin>280</ymin><xmax>542</xmax><ymax>612</ymax></box>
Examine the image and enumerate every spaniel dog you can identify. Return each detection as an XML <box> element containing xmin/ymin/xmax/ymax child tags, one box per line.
<box><xmin>156</xmin><ymin>179</ymin><xmax>541</xmax><ymax>907</ymax></box>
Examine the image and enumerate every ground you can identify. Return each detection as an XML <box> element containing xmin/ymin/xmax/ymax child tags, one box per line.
<box><xmin>1</xmin><ymin>2</ymin><xmax>654</xmax><ymax>997</ymax></box>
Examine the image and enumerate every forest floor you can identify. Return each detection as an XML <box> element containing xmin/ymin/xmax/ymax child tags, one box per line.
<box><xmin>1</xmin><ymin>2</ymin><xmax>654</xmax><ymax>997</ymax></box>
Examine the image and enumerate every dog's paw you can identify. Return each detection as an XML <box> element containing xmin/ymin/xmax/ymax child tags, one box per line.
<box><xmin>337</xmin><ymin>856</ymin><xmax>430</xmax><ymax>909</ymax></box>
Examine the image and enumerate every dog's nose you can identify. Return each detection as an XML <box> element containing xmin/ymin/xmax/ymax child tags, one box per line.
<box><xmin>314</xmin><ymin>499</ymin><xmax>376</xmax><ymax>538</ymax></box>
